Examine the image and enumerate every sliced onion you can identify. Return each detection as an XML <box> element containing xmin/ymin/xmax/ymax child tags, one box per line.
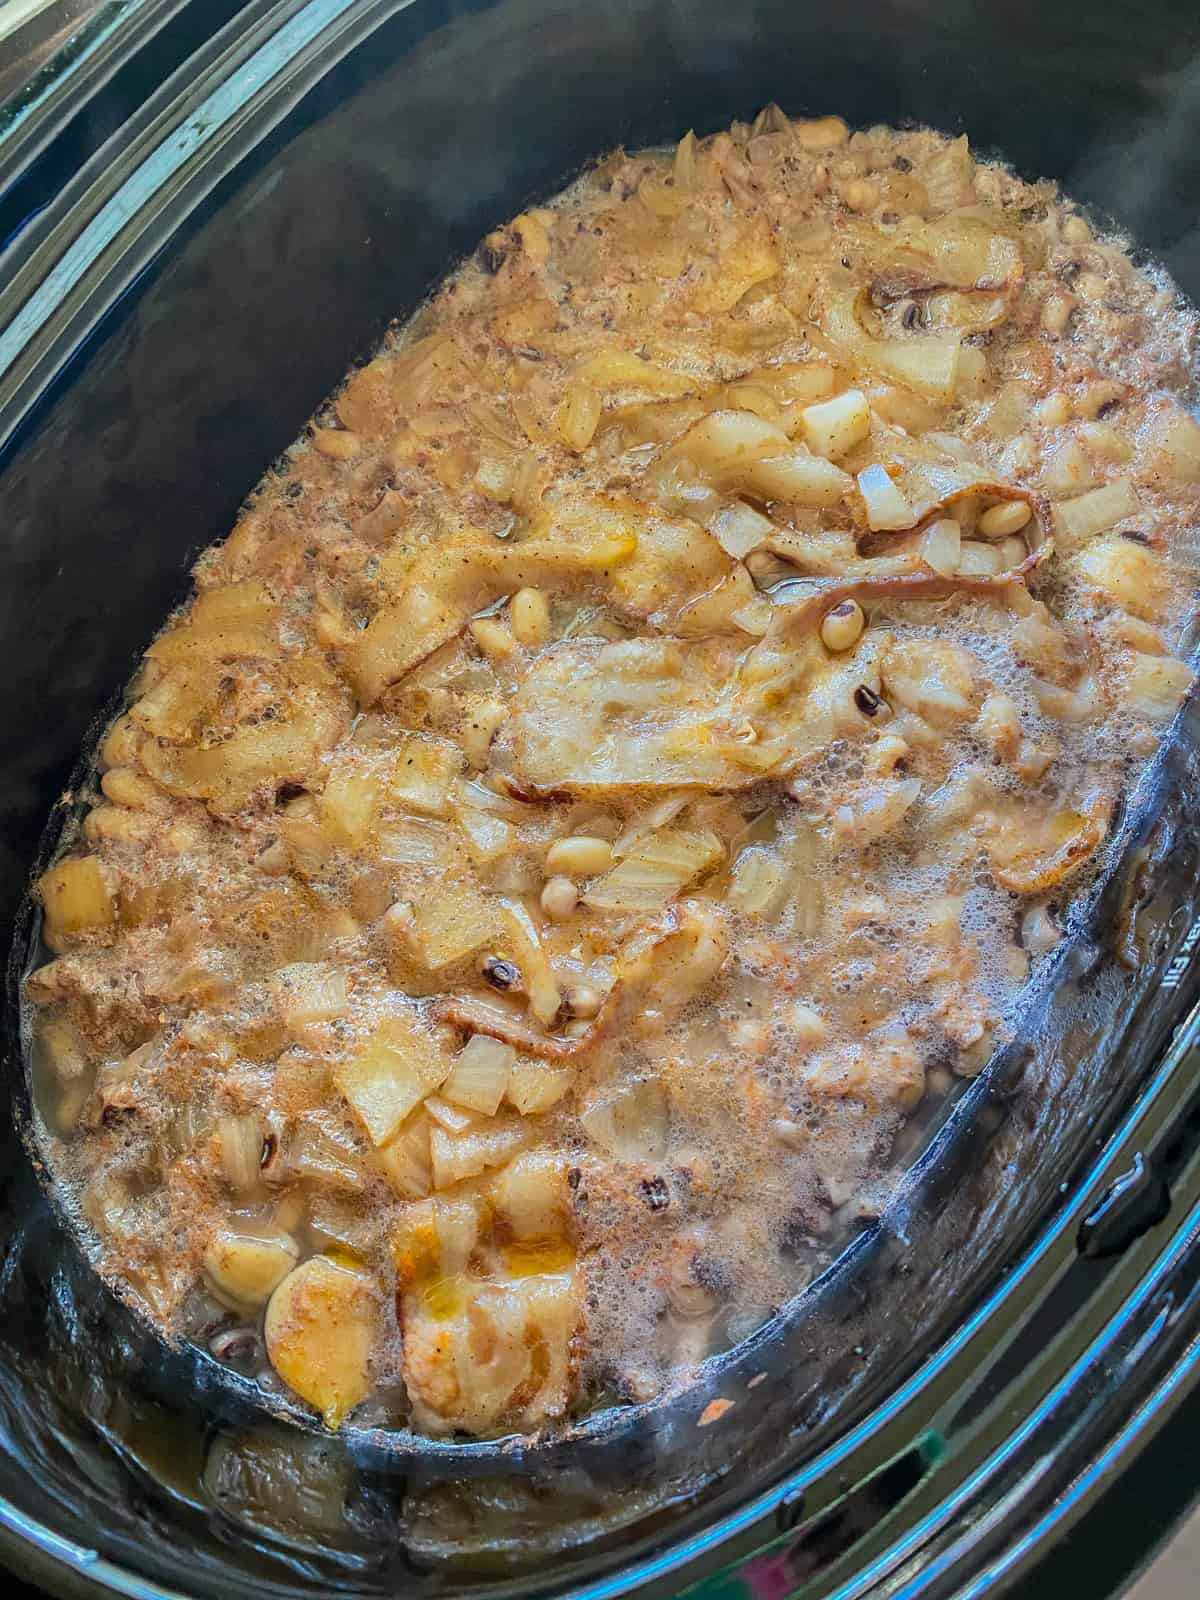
<box><xmin>580</xmin><ymin>1079</ymin><xmax>669</xmax><ymax>1162</ymax></box>
<box><xmin>1053</xmin><ymin>478</ymin><xmax>1139</xmax><ymax>548</ymax></box>
<box><xmin>708</xmin><ymin>500</ymin><xmax>775</xmax><ymax>559</ymax></box>
<box><xmin>858</xmin><ymin>465</ymin><xmax>918</xmax><ymax>531</ymax></box>
<box><xmin>919</xmin><ymin>518</ymin><xmax>961</xmax><ymax>576</ymax></box>
<box><xmin>584</xmin><ymin>829</ymin><xmax>723</xmax><ymax>912</ymax></box>
<box><xmin>219</xmin><ymin>1113</ymin><xmax>264</xmax><ymax>1194</ymax></box>
<box><xmin>441</xmin><ymin>1034</ymin><xmax>515</xmax><ymax>1116</ymax></box>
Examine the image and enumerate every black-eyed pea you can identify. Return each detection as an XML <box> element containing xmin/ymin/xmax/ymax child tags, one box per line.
<box><xmin>1041</xmin><ymin>293</ymin><xmax>1075</xmax><ymax>336</ymax></box>
<box><xmin>545</xmin><ymin>835</ymin><xmax>613</xmax><ymax>877</ymax></box>
<box><xmin>469</xmin><ymin>616</ymin><xmax>516</xmax><ymax>661</ymax></box>
<box><xmin>1074</xmin><ymin>269</ymin><xmax>1108</xmax><ymax>301</ymax></box>
<box><xmin>840</xmin><ymin>177</ymin><xmax>880</xmax><ymax>213</ymax></box>
<box><xmin>977</xmin><ymin>499</ymin><xmax>1032</xmax><ymax>539</ymax></box>
<box><xmin>312</xmin><ymin>427</ymin><xmax>362</xmax><ymax>461</ymax></box>
<box><xmin>100</xmin><ymin>767</ymin><xmax>162</xmax><ymax>810</ymax></box>
<box><xmin>1035</xmin><ymin>393</ymin><xmax>1072</xmax><ymax>427</ymax></box>
<box><xmin>83</xmin><ymin>804</ymin><xmax>154</xmax><ymax>846</ymax></box>
<box><xmin>1075</xmin><ymin>380</ymin><xmax>1126</xmax><ymax>419</ymax></box>
<box><xmin>99</xmin><ymin>714</ymin><xmax>141</xmax><ymax>771</ymax></box>
<box><xmin>864</xmin><ymin>733</ymin><xmax>910</xmax><ymax>777</ymax></box>
<box><xmin>564</xmin><ymin>984</ymin><xmax>604</xmax><ymax>1020</ymax></box>
<box><xmin>820</xmin><ymin>598</ymin><xmax>865</xmax><ymax>652</ymax></box>
<box><xmin>794</xmin><ymin>116</ymin><xmax>850</xmax><ymax>151</ymax></box>
<box><xmin>540</xmin><ymin>875</ymin><xmax>579</xmax><ymax>922</ymax></box>
<box><xmin>510</xmin><ymin>587</ymin><xmax>552</xmax><ymax>649</ymax></box>
<box><xmin>557</xmin><ymin>382</ymin><xmax>601</xmax><ymax>452</ymax></box>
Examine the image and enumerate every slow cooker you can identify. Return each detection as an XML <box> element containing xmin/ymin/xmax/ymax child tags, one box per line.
<box><xmin>0</xmin><ymin>2</ymin><xmax>1198</xmax><ymax>1596</ymax></box>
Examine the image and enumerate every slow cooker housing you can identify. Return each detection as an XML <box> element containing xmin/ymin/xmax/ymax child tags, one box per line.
<box><xmin>1</xmin><ymin>3</ymin><xmax>1199</xmax><ymax>1597</ymax></box>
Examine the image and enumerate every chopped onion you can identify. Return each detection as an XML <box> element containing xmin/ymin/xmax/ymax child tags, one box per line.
<box><xmin>377</xmin><ymin>1112</ymin><xmax>433</xmax><ymax>1199</ymax></box>
<box><xmin>1053</xmin><ymin>478</ymin><xmax>1139</xmax><ymax>548</ymax></box>
<box><xmin>273</xmin><ymin>963</ymin><xmax>347</xmax><ymax>1030</ymax></box>
<box><xmin>219</xmin><ymin>1113</ymin><xmax>264</xmax><ymax>1194</ymax></box>
<box><xmin>408</xmin><ymin>879</ymin><xmax>502</xmax><ymax>971</ymax></box>
<box><xmin>730</xmin><ymin>594</ymin><xmax>775</xmax><ymax>635</ymax></box>
<box><xmin>742</xmin><ymin>451</ymin><xmax>853</xmax><ymax>507</ymax></box>
<box><xmin>375</xmin><ymin>817</ymin><xmax>446</xmax><ymax>866</ymax></box>
<box><xmin>876</xmin><ymin>335</ymin><xmax>961</xmax><ymax>399</ymax></box>
<box><xmin>388</xmin><ymin>735</ymin><xmax>462</xmax><ymax>818</ymax></box>
<box><xmin>955</xmin><ymin>344</ymin><xmax>989</xmax><ymax>400</ymax></box>
<box><xmin>919</xmin><ymin>517</ymin><xmax>961</xmax><ymax>576</ymax></box>
<box><xmin>287</xmin><ymin>1120</ymin><xmax>364</xmax><ymax>1190</ymax></box>
<box><xmin>664</xmin><ymin>409</ymin><xmax>788</xmax><ymax>478</ymax></box>
<box><xmin>320</xmin><ymin>766</ymin><xmax>384</xmax><ymax>845</ymax></box>
<box><xmin>728</xmin><ymin>846</ymin><xmax>789</xmax><ymax>917</ymax></box>
<box><xmin>497</xmin><ymin>898</ymin><xmax>561</xmax><ymax>1027</ymax></box>
<box><xmin>858</xmin><ymin>465</ymin><xmax>918</xmax><ymax>531</ymax></box>
<box><xmin>450</xmin><ymin>776</ymin><xmax>531</xmax><ymax>823</ymax></box>
<box><xmin>1073</xmin><ymin>536</ymin><xmax>1167</xmax><ymax>620</ymax></box>
<box><xmin>1042</xmin><ymin>439</ymin><xmax>1098</xmax><ymax>499</ymax></box>
<box><xmin>506</xmin><ymin>1059</ymin><xmax>572</xmax><ymax>1114</ymax></box>
<box><xmin>708</xmin><ymin>500</ymin><xmax>775</xmax><ymax>559</ymax></box>
<box><xmin>832</xmin><ymin>777</ymin><xmax>922</xmax><ymax>849</ymax></box>
<box><xmin>434</xmin><ymin>1196</ymin><xmax>482</xmax><ymax>1275</ymax></box>
<box><xmin>575</xmin><ymin>349</ymin><xmax>694</xmax><ymax>396</ymax></box>
<box><xmin>334</xmin><ymin>1014</ymin><xmax>450</xmax><ymax>1146</ymax></box>
<box><xmin>798</xmin><ymin>388</ymin><xmax>871</xmax><ymax>460</ymax></box>
<box><xmin>456</xmin><ymin>807</ymin><xmax>514</xmax><ymax>864</ymax></box>
<box><xmin>580</xmin><ymin>1079</ymin><xmax>669</xmax><ymax>1162</ymax></box>
<box><xmin>722</xmin><ymin>381</ymin><xmax>783</xmax><ymax>422</ymax></box>
<box><xmin>441</xmin><ymin>1034</ymin><xmax>515</xmax><ymax>1116</ymax></box>
<box><xmin>584</xmin><ymin>828</ymin><xmax>723</xmax><ymax>911</ymax></box>
<box><xmin>923</xmin><ymin>135</ymin><xmax>975</xmax><ymax>211</ymax></box>
<box><xmin>1147</xmin><ymin>407</ymin><xmax>1200</xmax><ymax>484</ymax></box>
<box><xmin>430</xmin><ymin>1117</ymin><xmax>529</xmax><ymax>1190</ymax></box>
<box><xmin>673</xmin><ymin>129</ymin><xmax>697</xmax><ymax>191</ymax></box>
<box><xmin>423</xmin><ymin>1095</ymin><xmax>475</xmax><ymax>1133</ymax></box>
<box><xmin>492</xmin><ymin>1151</ymin><xmax>568</xmax><ymax>1239</ymax></box>
<box><xmin>612</xmin><ymin>793</ymin><xmax>691</xmax><ymax>857</ymax></box>
<box><xmin>956</xmin><ymin>540</ymin><xmax>1003</xmax><ymax>576</ymax></box>
<box><xmin>36</xmin><ymin>1018</ymin><xmax>90</xmax><ymax>1082</ymax></box>
<box><xmin>1121</xmin><ymin>653</ymin><xmax>1193</xmax><ymax>723</ymax></box>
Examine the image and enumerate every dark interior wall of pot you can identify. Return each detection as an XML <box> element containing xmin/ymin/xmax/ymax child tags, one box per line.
<box><xmin>1</xmin><ymin>0</ymin><xmax>1199</xmax><ymax>936</ymax></box>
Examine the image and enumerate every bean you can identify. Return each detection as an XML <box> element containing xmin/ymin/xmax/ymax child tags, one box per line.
<box><xmin>977</xmin><ymin>499</ymin><xmax>1032</xmax><ymax>538</ymax></box>
<box><xmin>311</xmin><ymin>427</ymin><xmax>362</xmax><ymax>460</ymax></box>
<box><xmin>540</xmin><ymin>876</ymin><xmax>579</xmax><ymax>922</ymax></box>
<box><xmin>545</xmin><ymin>835</ymin><xmax>613</xmax><ymax>876</ymax></box>
<box><xmin>510</xmin><ymin>587</ymin><xmax>552</xmax><ymax>648</ymax></box>
<box><xmin>820</xmin><ymin>598</ymin><xmax>865</xmax><ymax>652</ymax></box>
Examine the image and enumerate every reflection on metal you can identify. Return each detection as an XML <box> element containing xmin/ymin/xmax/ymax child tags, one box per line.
<box><xmin>0</xmin><ymin>0</ymin><xmax>115</xmax><ymax>111</ymax></box>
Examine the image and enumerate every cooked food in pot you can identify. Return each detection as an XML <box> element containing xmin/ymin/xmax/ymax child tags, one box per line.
<box><xmin>25</xmin><ymin>110</ymin><xmax>1199</xmax><ymax>1438</ymax></box>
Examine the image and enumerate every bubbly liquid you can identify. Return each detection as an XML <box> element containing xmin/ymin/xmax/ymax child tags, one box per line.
<box><xmin>25</xmin><ymin>111</ymin><xmax>1200</xmax><ymax>1437</ymax></box>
